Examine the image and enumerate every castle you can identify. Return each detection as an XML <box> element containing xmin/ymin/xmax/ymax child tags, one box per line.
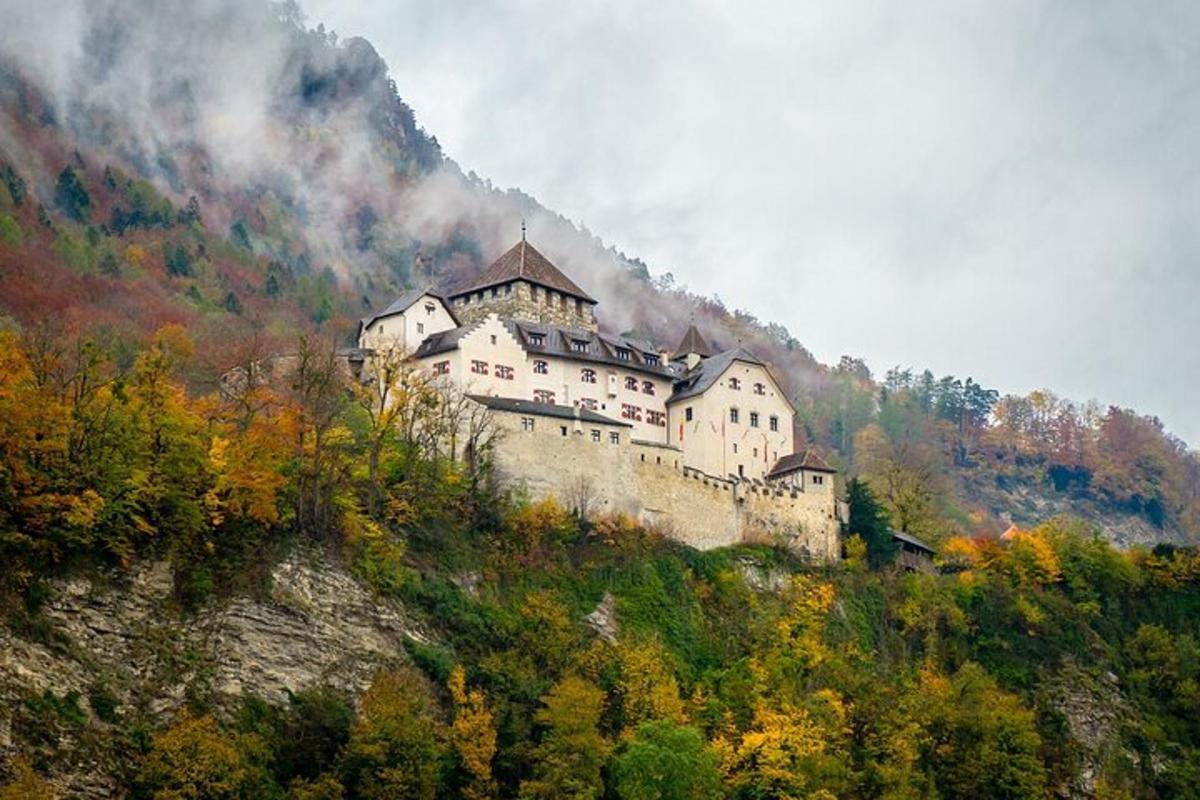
<box><xmin>357</xmin><ymin>233</ymin><xmax>843</xmax><ymax>560</ymax></box>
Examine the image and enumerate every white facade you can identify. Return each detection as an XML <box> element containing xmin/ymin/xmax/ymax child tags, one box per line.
<box><xmin>358</xmin><ymin>292</ymin><xmax>458</xmax><ymax>355</ymax></box>
<box><xmin>667</xmin><ymin>358</ymin><xmax>795</xmax><ymax>482</ymax></box>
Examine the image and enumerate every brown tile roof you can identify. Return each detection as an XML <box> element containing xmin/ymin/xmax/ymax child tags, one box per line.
<box><xmin>673</xmin><ymin>324</ymin><xmax>714</xmax><ymax>358</ymax></box>
<box><xmin>451</xmin><ymin>239</ymin><xmax>597</xmax><ymax>303</ymax></box>
<box><xmin>766</xmin><ymin>447</ymin><xmax>837</xmax><ymax>478</ymax></box>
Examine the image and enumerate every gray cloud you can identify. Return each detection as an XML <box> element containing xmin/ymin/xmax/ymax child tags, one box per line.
<box><xmin>304</xmin><ymin>0</ymin><xmax>1200</xmax><ymax>445</ymax></box>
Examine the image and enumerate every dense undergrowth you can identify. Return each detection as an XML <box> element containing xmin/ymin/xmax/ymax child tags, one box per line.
<box><xmin>1</xmin><ymin>329</ymin><xmax>1199</xmax><ymax>800</ymax></box>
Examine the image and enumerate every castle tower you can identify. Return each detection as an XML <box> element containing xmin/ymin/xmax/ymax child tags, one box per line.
<box><xmin>447</xmin><ymin>230</ymin><xmax>599</xmax><ymax>332</ymax></box>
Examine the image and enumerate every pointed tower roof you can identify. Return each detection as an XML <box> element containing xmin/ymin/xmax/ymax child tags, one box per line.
<box><xmin>451</xmin><ymin>237</ymin><xmax>596</xmax><ymax>303</ymax></box>
<box><xmin>673</xmin><ymin>324</ymin><xmax>714</xmax><ymax>358</ymax></box>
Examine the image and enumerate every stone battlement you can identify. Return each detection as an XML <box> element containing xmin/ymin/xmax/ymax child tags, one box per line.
<box><xmin>486</xmin><ymin>406</ymin><xmax>842</xmax><ymax>560</ymax></box>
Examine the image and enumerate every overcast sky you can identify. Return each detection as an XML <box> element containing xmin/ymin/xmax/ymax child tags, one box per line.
<box><xmin>304</xmin><ymin>0</ymin><xmax>1200</xmax><ymax>446</ymax></box>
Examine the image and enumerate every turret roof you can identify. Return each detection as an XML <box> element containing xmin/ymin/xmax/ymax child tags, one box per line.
<box><xmin>451</xmin><ymin>238</ymin><xmax>596</xmax><ymax>303</ymax></box>
<box><xmin>673</xmin><ymin>324</ymin><xmax>714</xmax><ymax>358</ymax></box>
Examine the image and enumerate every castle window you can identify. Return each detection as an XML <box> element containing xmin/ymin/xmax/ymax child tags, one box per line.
<box><xmin>729</xmin><ymin>377</ymin><xmax>741</xmax><ymax>390</ymax></box>
<box><xmin>581</xmin><ymin>368</ymin><xmax>597</xmax><ymax>383</ymax></box>
<box><xmin>754</xmin><ymin>382</ymin><xmax>766</xmax><ymax>395</ymax></box>
<box><xmin>495</xmin><ymin>365</ymin><xmax>514</xmax><ymax>380</ymax></box>
<box><xmin>621</xmin><ymin>403</ymin><xmax>642</xmax><ymax>421</ymax></box>
<box><xmin>580</xmin><ymin>397</ymin><xmax>598</xmax><ymax>410</ymax></box>
<box><xmin>685</xmin><ymin>407</ymin><xmax>693</xmax><ymax>422</ymax></box>
<box><xmin>609</xmin><ymin>431</ymin><xmax>620</xmax><ymax>444</ymax></box>
<box><xmin>769</xmin><ymin>415</ymin><xmax>779</xmax><ymax>432</ymax></box>
<box><xmin>560</xmin><ymin>425</ymin><xmax>568</xmax><ymax>437</ymax></box>
<box><xmin>738</xmin><ymin>464</ymin><xmax>745</xmax><ymax>478</ymax></box>
<box><xmin>647</xmin><ymin>410</ymin><xmax>666</xmax><ymax>426</ymax></box>
<box><xmin>521</xmin><ymin>417</ymin><xmax>535</xmax><ymax>432</ymax></box>
<box><xmin>642</xmin><ymin>380</ymin><xmax>655</xmax><ymax>395</ymax></box>
<box><xmin>572</xmin><ymin>339</ymin><xmax>589</xmax><ymax>353</ymax></box>
<box><xmin>378</xmin><ymin>323</ymin><xmax>385</xmax><ymax>335</ymax></box>
<box><xmin>750</xmin><ymin>412</ymin><xmax>759</xmax><ymax>428</ymax></box>
<box><xmin>528</xmin><ymin>333</ymin><xmax>545</xmax><ymax>347</ymax></box>
<box><xmin>490</xmin><ymin>334</ymin><xmax>497</xmax><ymax>345</ymax></box>
<box><xmin>730</xmin><ymin>407</ymin><xmax>740</xmax><ymax>424</ymax></box>
<box><xmin>534</xmin><ymin>389</ymin><xmax>556</xmax><ymax>405</ymax></box>
<box><xmin>433</xmin><ymin>361</ymin><xmax>450</xmax><ymax>375</ymax></box>
<box><xmin>644</xmin><ymin>354</ymin><xmax>659</xmax><ymax>367</ymax></box>
<box><xmin>575</xmin><ymin>299</ymin><xmax>583</xmax><ymax>314</ymax></box>
<box><xmin>470</xmin><ymin>360</ymin><xmax>488</xmax><ymax>375</ymax></box>
<box><xmin>624</xmin><ymin>376</ymin><xmax>638</xmax><ymax>391</ymax></box>
<box><xmin>591</xmin><ymin>429</ymin><xmax>601</xmax><ymax>442</ymax></box>
<box><xmin>753</xmin><ymin>447</ymin><xmax>758</xmax><ymax>457</ymax></box>
<box><xmin>813</xmin><ymin>475</ymin><xmax>825</xmax><ymax>485</ymax></box>
<box><xmin>733</xmin><ymin>443</ymin><xmax>738</xmax><ymax>454</ymax></box>
<box><xmin>417</xmin><ymin>322</ymin><xmax>424</xmax><ymax>334</ymax></box>
<box><xmin>533</xmin><ymin>360</ymin><xmax>548</xmax><ymax>374</ymax></box>
<box><xmin>616</xmin><ymin>348</ymin><xmax>632</xmax><ymax>361</ymax></box>
<box><xmin>425</xmin><ymin>303</ymin><xmax>435</xmax><ymax>314</ymax></box>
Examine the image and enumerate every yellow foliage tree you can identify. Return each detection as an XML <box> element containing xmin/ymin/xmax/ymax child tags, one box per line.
<box><xmin>612</xmin><ymin>637</ymin><xmax>686</xmax><ymax>737</ymax></box>
<box><xmin>448</xmin><ymin>665</ymin><xmax>498</xmax><ymax>800</ymax></box>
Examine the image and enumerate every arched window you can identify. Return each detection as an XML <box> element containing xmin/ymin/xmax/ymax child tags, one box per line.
<box><xmin>533</xmin><ymin>360</ymin><xmax>548</xmax><ymax>375</ymax></box>
<box><xmin>642</xmin><ymin>380</ymin><xmax>655</xmax><ymax>395</ymax></box>
<box><xmin>624</xmin><ymin>376</ymin><xmax>638</xmax><ymax>391</ymax></box>
<box><xmin>581</xmin><ymin>368</ymin><xmax>597</xmax><ymax>383</ymax></box>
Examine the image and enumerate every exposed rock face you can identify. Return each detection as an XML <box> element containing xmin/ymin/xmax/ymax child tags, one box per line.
<box><xmin>1043</xmin><ymin>661</ymin><xmax>1134</xmax><ymax>799</ymax></box>
<box><xmin>585</xmin><ymin>592</ymin><xmax>619</xmax><ymax>643</ymax></box>
<box><xmin>0</xmin><ymin>551</ymin><xmax>421</xmax><ymax>797</ymax></box>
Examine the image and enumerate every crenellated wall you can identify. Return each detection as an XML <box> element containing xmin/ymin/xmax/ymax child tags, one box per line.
<box><xmin>486</xmin><ymin>407</ymin><xmax>842</xmax><ymax>559</ymax></box>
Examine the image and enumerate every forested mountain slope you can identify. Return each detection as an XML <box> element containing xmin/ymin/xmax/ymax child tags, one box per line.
<box><xmin>0</xmin><ymin>1</ymin><xmax>1196</xmax><ymax>548</ymax></box>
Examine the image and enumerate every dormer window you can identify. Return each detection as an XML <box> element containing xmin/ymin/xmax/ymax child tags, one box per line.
<box><xmin>644</xmin><ymin>354</ymin><xmax>659</xmax><ymax>367</ymax></box>
<box><xmin>572</xmin><ymin>339</ymin><xmax>589</xmax><ymax>353</ymax></box>
<box><xmin>615</xmin><ymin>348</ymin><xmax>632</xmax><ymax>361</ymax></box>
<box><xmin>729</xmin><ymin>377</ymin><xmax>741</xmax><ymax>390</ymax></box>
<box><xmin>528</xmin><ymin>333</ymin><xmax>545</xmax><ymax>347</ymax></box>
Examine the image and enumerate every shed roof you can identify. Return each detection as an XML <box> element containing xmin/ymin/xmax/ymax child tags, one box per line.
<box><xmin>467</xmin><ymin>394</ymin><xmax>631</xmax><ymax>427</ymax></box>
<box><xmin>890</xmin><ymin>529</ymin><xmax>936</xmax><ymax>554</ymax></box>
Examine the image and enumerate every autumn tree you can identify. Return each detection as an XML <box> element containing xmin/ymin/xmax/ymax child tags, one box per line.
<box><xmin>448</xmin><ymin>665</ymin><xmax>498</xmax><ymax>800</ymax></box>
<box><xmin>343</xmin><ymin>668</ymin><xmax>447</xmax><ymax>800</ymax></box>
<box><xmin>521</xmin><ymin>676</ymin><xmax>612</xmax><ymax>800</ymax></box>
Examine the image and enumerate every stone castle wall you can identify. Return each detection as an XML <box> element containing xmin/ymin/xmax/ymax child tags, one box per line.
<box><xmin>453</xmin><ymin>281</ymin><xmax>598</xmax><ymax>331</ymax></box>
<box><xmin>487</xmin><ymin>408</ymin><xmax>841</xmax><ymax>560</ymax></box>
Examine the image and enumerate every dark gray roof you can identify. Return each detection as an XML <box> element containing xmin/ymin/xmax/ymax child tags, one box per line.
<box><xmin>766</xmin><ymin>448</ymin><xmax>837</xmax><ymax>477</ymax></box>
<box><xmin>413</xmin><ymin>322</ymin><xmax>479</xmax><ymax>359</ymax></box>
<box><xmin>359</xmin><ymin>288</ymin><xmax>457</xmax><ymax>336</ymax></box>
<box><xmin>667</xmin><ymin>347</ymin><xmax>765</xmax><ymax>404</ymax></box>
<box><xmin>673</xmin><ymin>325</ymin><xmax>714</xmax><ymax>358</ymax></box>
<box><xmin>468</xmin><ymin>394</ymin><xmax>631</xmax><ymax>427</ymax></box>
<box><xmin>451</xmin><ymin>239</ymin><xmax>597</xmax><ymax>303</ymax></box>
<box><xmin>890</xmin><ymin>529</ymin><xmax>936</xmax><ymax>554</ymax></box>
<box><xmin>507</xmin><ymin>321</ymin><xmax>677</xmax><ymax>378</ymax></box>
